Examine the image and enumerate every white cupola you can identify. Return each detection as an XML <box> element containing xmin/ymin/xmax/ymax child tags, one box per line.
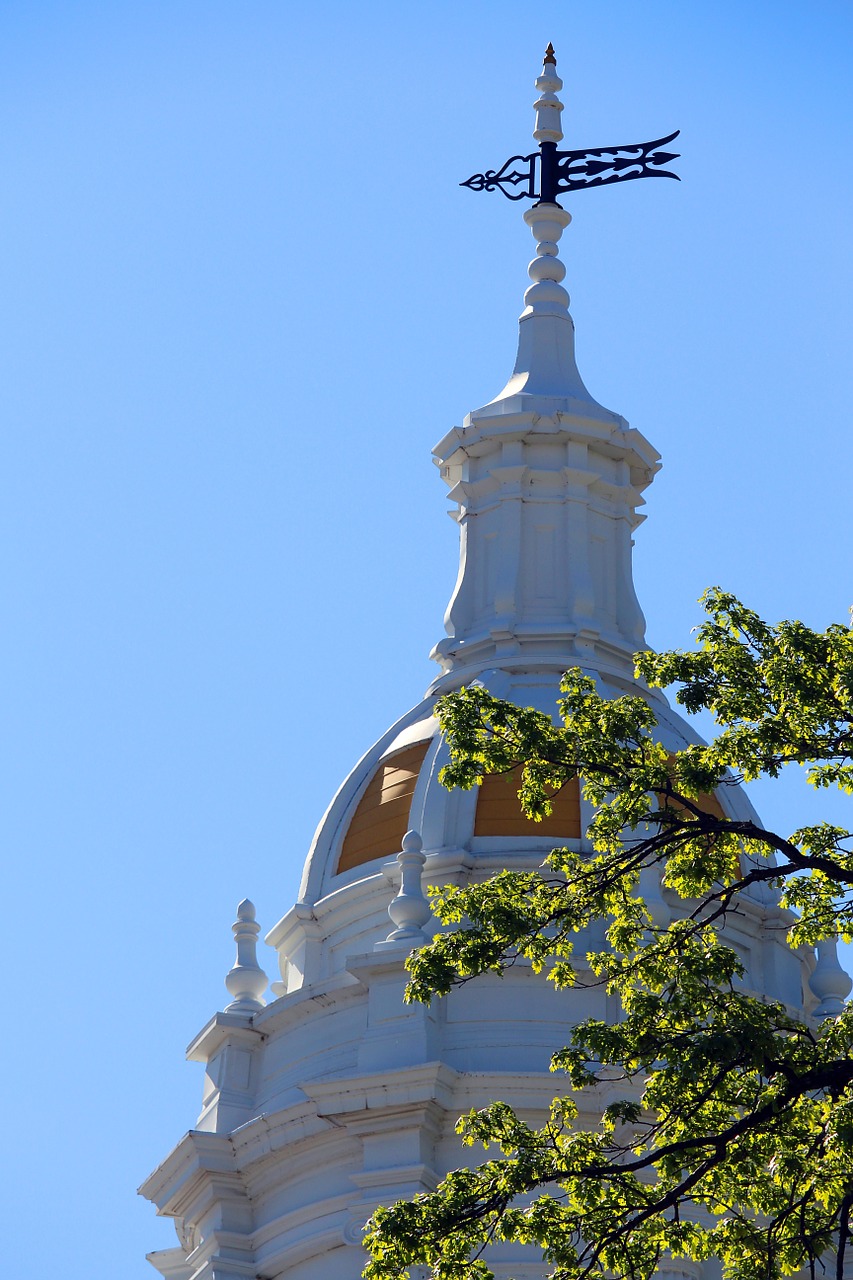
<box><xmin>431</xmin><ymin>54</ymin><xmax>658</xmax><ymax>691</ymax></box>
<box><xmin>140</xmin><ymin>48</ymin><xmax>822</xmax><ymax>1280</ymax></box>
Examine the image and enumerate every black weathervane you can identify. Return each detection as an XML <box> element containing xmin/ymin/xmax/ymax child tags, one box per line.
<box><xmin>461</xmin><ymin>43</ymin><xmax>680</xmax><ymax>204</ymax></box>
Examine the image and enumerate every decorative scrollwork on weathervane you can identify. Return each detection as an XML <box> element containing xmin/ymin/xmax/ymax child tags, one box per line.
<box><xmin>461</xmin><ymin>44</ymin><xmax>680</xmax><ymax>206</ymax></box>
<box><xmin>460</xmin><ymin>153</ymin><xmax>537</xmax><ymax>201</ymax></box>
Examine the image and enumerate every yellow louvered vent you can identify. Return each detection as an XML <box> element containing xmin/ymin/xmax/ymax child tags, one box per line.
<box><xmin>336</xmin><ymin>741</ymin><xmax>430</xmax><ymax>874</ymax></box>
<box><xmin>660</xmin><ymin>755</ymin><xmax>726</xmax><ymax>821</ymax></box>
<box><xmin>474</xmin><ymin>766</ymin><xmax>581</xmax><ymax>838</ymax></box>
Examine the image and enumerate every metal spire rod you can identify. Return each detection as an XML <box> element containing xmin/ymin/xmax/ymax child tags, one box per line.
<box><xmin>461</xmin><ymin>44</ymin><xmax>680</xmax><ymax>204</ymax></box>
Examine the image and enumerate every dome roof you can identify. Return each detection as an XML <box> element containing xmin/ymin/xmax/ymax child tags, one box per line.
<box><xmin>301</xmin><ymin>667</ymin><xmax>763</xmax><ymax>908</ymax></box>
<box><xmin>266</xmin><ymin>666</ymin><xmax>766</xmax><ymax>995</ymax></box>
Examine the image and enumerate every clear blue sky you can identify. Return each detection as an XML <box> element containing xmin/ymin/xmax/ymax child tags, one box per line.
<box><xmin>1</xmin><ymin>4</ymin><xmax>851</xmax><ymax>1276</ymax></box>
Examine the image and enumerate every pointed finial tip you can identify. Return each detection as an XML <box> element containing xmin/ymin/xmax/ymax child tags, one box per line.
<box><xmin>237</xmin><ymin>898</ymin><xmax>256</xmax><ymax>919</ymax></box>
<box><xmin>543</xmin><ymin>42</ymin><xmax>556</xmax><ymax>66</ymax></box>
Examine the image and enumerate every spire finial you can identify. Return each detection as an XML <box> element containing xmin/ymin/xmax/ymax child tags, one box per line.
<box><xmin>533</xmin><ymin>50</ymin><xmax>564</xmax><ymax>152</ymax></box>
<box><xmin>224</xmin><ymin>898</ymin><xmax>269</xmax><ymax>1013</ymax></box>
<box><xmin>543</xmin><ymin>42</ymin><xmax>557</xmax><ymax>66</ymax></box>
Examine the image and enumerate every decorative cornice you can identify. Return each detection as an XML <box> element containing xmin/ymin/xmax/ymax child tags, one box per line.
<box><xmin>138</xmin><ymin>1129</ymin><xmax>241</xmax><ymax>1219</ymax></box>
<box><xmin>186</xmin><ymin>1012</ymin><xmax>264</xmax><ymax>1065</ymax></box>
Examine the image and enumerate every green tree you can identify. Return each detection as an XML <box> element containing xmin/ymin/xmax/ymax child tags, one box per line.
<box><xmin>363</xmin><ymin>590</ymin><xmax>853</xmax><ymax>1280</ymax></box>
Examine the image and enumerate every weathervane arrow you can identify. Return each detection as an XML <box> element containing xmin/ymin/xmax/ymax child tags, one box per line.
<box><xmin>461</xmin><ymin>43</ymin><xmax>680</xmax><ymax>204</ymax></box>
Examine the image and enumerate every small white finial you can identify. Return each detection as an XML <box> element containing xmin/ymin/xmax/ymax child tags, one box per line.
<box><xmin>533</xmin><ymin>45</ymin><xmax>564</xmax><ymax>145</ymax></box>
<box><xmin>809</xmin><ymin>936</ymin><xmax>852</xmax><ymax>1019</ymax></box>
<box><xmin>639</xmin><ymin>862</ymin><xmax>671</xmax><ymax>931</ymax></box>
<box><xmin>224</xmin><ymin>898</ymin><xmax>268</xmax><ymax>1013</ymax></box>
<box><xmin>382</xmin><ymin>831</ymin><xmax>432</xmax><ymax>946</ymax></box>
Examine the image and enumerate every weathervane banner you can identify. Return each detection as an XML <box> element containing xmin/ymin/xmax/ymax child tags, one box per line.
<box><xmin>461</xmin><ymin>130</ymin><xmax>681</xmax><ymax>203</ymax></box>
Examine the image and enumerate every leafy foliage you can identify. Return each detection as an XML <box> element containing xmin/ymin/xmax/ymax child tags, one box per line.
<box><xmin>363</xmin><ymin>591</ymin><xmax>853</xmax><ymax>1280</ymax></box>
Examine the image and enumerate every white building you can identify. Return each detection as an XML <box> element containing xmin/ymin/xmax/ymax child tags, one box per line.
<box><xmin>140</xmin><ymin>50</ymin><xmax>848</xmax><ymax>1280</ymax></box>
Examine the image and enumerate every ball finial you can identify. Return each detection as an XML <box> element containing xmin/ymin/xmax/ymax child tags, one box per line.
<box><xmin>543</xmin><ymin>42</ymin><xmax>557</xmax><ymax>66</ymax></box>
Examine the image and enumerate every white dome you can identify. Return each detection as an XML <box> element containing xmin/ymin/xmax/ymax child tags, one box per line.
<box><xmin>266</xmin><ymin>664</ymin><xmax>777</xmax><ymax>1000</ymax></box>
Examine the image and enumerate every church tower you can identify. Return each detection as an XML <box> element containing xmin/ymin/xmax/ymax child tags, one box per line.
<box><xmin>140</xmin><ymin>50</ymin><xmax>839</xmax><ymax>1280</ymax></box>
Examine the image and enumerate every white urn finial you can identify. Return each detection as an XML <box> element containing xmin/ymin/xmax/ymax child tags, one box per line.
<box><xmin>521</xmin><ymin>203</ymin><xmax>571</xmax><ymax>317</ymax></box>
<box><xmin>533</xmin><ymin>44</ymin><xmax>563</xmax><ymax>145</ymax></box>
<box><xmin>639</xmin><ymin>861</ymin><xmax>671</xmax><ymax>931</ymax></box>
<box><xmin>224</xmin><ymin>898</ymin><xmax>268</xmax><ymax>1013</ymax></box>
<box><xmin>527</xmin><ymin>45</ymin><xmax>568</xmax><ymax>312</ymax></box>
<box><xmin>384</xmin><ymin>831</ymin><xmax>432</xmax><ymax>946</ymax></box>
<box><xmin>809</xmin><ymin>936</ymin><xmax>852</xmax><ymax>1020</ymax></box>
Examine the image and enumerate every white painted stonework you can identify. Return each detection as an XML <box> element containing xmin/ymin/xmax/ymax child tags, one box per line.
<box><xmin>429</xmin><ymin>196</ymin><xmax>656</xmax><ymax>693</ymax></box>
<box><xmin>140</xmin><ymin>55</ymin><xmax>838</xmax><ymax>1280</ymax></box>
